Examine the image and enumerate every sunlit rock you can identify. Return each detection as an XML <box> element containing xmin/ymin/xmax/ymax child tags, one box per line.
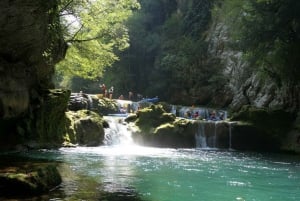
<box><xmin>127</xmin><ymin>104</ymin><xmax>196</xmax><ymax>148</ymax></box>
<box><xmin>65</xmin><ymin>110</ymin><xmax>106</xmax><ymax>146</ymax></box>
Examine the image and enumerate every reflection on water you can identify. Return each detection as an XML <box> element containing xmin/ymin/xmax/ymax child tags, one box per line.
<box><xmin>1</xmin><ymin>146</ymin><xmax>300</xmax><ymax>201</ymax></box>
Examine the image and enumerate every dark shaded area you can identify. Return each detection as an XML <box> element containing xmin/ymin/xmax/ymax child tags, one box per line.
<box><xmin>0</xmin><ymin>154</ymin><xmax>62</xmax><ymax>198</ymax></box>
<box><xmin>231</xmin><ymin>106</ymin><xmax>295</xmax><ymax>152</ymax></box>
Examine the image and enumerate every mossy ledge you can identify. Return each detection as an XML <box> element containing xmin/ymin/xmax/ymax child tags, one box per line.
<box><xmin>230</xmin><ymin>105</ymin><xmax>296</xmax><ymax>152</ymax></box>
<box><xmin>126</xmin><ymin>104</ymin><xmax>197</xmax><ymax>148</ymax></box>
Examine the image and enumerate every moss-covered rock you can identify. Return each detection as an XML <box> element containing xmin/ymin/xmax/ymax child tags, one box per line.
<box><xmin>91</xmin><ymin>96</ymin><xmax>119</xmax><ymax>115</ymax></box>
<box><xmin>0</xmin><ymin>0</ymin><xmax>67</xmax><ymax>150</ymax></box>
<box><xmin>34</xmin><ymin>89</ymin><xmax>71</xmax><ymax>145</ymax></box>
<box><xmin>65</xmin><ymin>110</ymin><xmax>106</xmax><ymax>146</ymax></box>
<box><xmin>0</xmin><ymin>164</ymin><xmax>61</xmax><ymax>197</ymax></box>
<box><xmin>128</xmin><ymin>104</ymin><xmax>196</xmax><ymax>148</ymax></box>
<box><xmin>0</xmin><ymin>89</ymin><xmax>71</xmax><ymax>150</ymax></box>
<box><xmin>135</xmin><ymin>104</ymin><xmax>176</xmax><ymax>133</ymax></box>
<box><xmin>150</xmin><ymin>118</ymin><xmax>197</xmax><ymax>147</ymax></box>
<box><xmin>230</xmin><ymin>105</ymin><xmax>295</xmax><ymax>152</ymax></box>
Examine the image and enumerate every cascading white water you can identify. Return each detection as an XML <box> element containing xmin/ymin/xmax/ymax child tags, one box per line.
<box><xmin>87</xmin><ymin>94</ymin><xmax>94</xmax><ymax>110</ymax></box>
<box><xmin>213</xmin><ymin>121</ymin><xmax>218</xmax><ymax>147</ymax></box>
<box><xmin>104</xmin><ymin>115</ymin><xmax>234</xmax><ymax>149</ymax></box>
<box><xmin>103</xmin><ymin>116</ymin><xmax>134</xmax><ymax>146</ymax></box>
<box><xmin>195</xmin><ymin>121</ymin><xmax>216</xmax><ymax>149</ymax></box>
<box><xmin>228</xmin><ymin>122</ymin><xmax>235</xmax><ymax>150</ymax></box>
<box><xmin>195</xmin><ymin>122</ymin><xmax>207</xmax><ymax>148</ymax></box>
<box><xmin>195</xmin><ymin>121</ymin><xmax>233</xmax><ymax>149</ymax></box>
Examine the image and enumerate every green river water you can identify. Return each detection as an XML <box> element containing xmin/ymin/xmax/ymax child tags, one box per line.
<box><xmin>3</xmin><ymin>145</ymin><xmax>300</xmax><ymax>201</ymax></box>
<box><xmin>1</xmin><ymin>115</ymin><xmax>300</xmax><ymax>201</ymax></box>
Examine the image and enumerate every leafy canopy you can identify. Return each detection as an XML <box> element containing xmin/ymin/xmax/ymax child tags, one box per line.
<box><xmin>56</xmin><ymin>0</ymin><xmax>140</xmax><ymax>80</ymax></box>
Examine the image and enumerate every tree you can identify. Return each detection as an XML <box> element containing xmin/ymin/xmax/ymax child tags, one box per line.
<box><xmin>55</xmin><ymin>0</ymin><xmax>140</xmax><ymax>83</ymax></box>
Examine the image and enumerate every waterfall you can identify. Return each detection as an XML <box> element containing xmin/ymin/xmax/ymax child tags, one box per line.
<box><xmin>115</xmin><ymin>99</ymin><xmax>140</xmax><ymax>113</ymax></box>
<box><xmin>195</xmin><ymin>122</ymin><xmax>207</xmax><ymax>148</ymax></box>
<box><xmin>213</xmin><ymin>122</ymin><xmax>218</xmax><ymax>148</ymax></box>
<box><xmin>195</xmin><ymin>121</ymin><xmax>218</xmax><ymax>149</ymax></box>
<box><xmin>103</xmin><ymin>116</ymin><xmax>133</xmax><ymax>146</ymax></box>
<box><xmin>87</xmin><ymin>94</ymin><xmax>94</xmax><ymax>110</ymax></box>
<box><xmin>228</xmin><ymin>122</ymin><xmax>235</xmax><ymax>150</ymax></box>
<box><xmin>195</xmin><ymin>121</ymin><xmax>233</xmax><ymax>149</ymax></box>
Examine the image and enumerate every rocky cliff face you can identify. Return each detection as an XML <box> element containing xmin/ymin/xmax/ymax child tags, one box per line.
<box><xmin>0</xmin><ymin>0</ymin><xmax>68</xmax><ymax>149</ymax></box>
<box><xmin>207</xmin><ymin>12</ymin><xmax>300</xmax><ymax>114</ymax></box>
<box><xmin>0</xmin><ymin>0</ymin><xmax>66</xmax><ymax>119</ymax></box>
<box><xmin>207</xmin><ymin>4</ymin><xmax>300</xmax><ymax>153</ymax></box>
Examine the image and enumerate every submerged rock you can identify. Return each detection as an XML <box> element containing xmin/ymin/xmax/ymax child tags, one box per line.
<box><xmin>0</xmin><ymin>164</ymin><xmax>61</xmax><ymax>197</ymax></box>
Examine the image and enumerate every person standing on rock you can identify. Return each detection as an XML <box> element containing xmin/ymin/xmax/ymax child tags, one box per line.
<box><xmin>100</xmin><ymin>84</ymin><xmax>106</xmax><ymax>97</ymax></box>
<box><xmin>109</xmin><ymin>86</ymin><xmax>114</xmax><ymax>99</ymax></box>
<box><xmin>128</xmin><ymin>91</ymin><xmax>133</xmax><ymax>100</ymax></box>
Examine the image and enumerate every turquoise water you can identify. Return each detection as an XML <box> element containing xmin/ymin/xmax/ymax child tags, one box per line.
<box><xmin>9</xmin><ymin>146</ymin><xmax>300</xmax><ymax>201</ymax></box>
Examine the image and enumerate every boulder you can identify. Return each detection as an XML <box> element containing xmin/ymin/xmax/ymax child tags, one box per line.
<box><xmin>93</xmin><ymin>97</ymin><xmax>119</xmax><ymax>115</ymax></box>
<box><xmin>127</xmin><ymin>104</ymin><xmax>196</xmax><ymax>148</ymax></box>
<box><xmin>65</xmin><ymin>110</ymin><xmax>106</xmax><ymax>146</ymax></box>
<box><xmin>68</xmin><ymin>92</ymin><xmax>91</xmax><ymax>111</ymax></box>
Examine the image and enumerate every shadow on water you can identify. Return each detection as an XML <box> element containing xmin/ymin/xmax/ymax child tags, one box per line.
<box><xmin>100</xmin><ymin>189</ymin><xmax>145</xmax><ymax>201</ymax></box>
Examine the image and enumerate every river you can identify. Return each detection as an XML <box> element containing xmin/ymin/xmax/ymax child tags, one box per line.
<box><xmin>1</xmin><ymin>117</ymin><xmax>300</xmax><ymax>201</ymax></box>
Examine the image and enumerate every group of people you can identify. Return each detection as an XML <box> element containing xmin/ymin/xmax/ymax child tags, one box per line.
<box><xmin>118</xmin><ymin>91</ymin><xmax>134</xmax><ymax>100</ymax></box>
<box><xmin>184</xmin><ymin>111</ymin><xmax>202</xmax><ymax>120</ymax></box>
<box><xmin>100</xmin><ymin>84</ymin><xmax>114</xmax><ymax>99</ymax></box>
<box><xmin>119</xmin><ymin>91</ymin><xmax>143</xmax><ymax>101</ymax></box>
<box><xmin>100</xmin><ymin>84</ymin><xmax>144</xmax><ymax>101</ymax></box>
<box><xmin>184</xmin><ymin>110</ymin><xmax>225</xmax><ymax>121</ymax></box>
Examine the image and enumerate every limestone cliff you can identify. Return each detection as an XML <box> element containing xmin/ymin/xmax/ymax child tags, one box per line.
<box><xmin>207</xmin><ymin>4</ymin><xmax>300</xmax><ymax>113</ymax></box>
<box><xmin>206</xmin><ymin>3</ymin><xmax>300</xmax><ymax>152</ymax></box>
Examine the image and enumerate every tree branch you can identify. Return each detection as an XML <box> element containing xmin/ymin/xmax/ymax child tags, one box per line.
<box><xmin>66</xmin><ymin>34</ymin><xmax>105</xmax><ymax>43</ymax></box>
<box><xmin>59</xmin><ymin>0</ymin><xmax>75</xmax><ymax>14</ymax></box>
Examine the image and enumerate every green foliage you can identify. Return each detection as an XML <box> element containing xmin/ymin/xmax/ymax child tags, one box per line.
<box><xmin>182</xmin><ymin>0</ymin><xmax>213</xmax><ymax>37</ymax></box>
<box><xmin>56</xmin><ymin>0</ymin><xmax>140</xmax><ymax>82</ymax></box>
<box><xmin>155</xmin><ymin>0</ymin><xmax>225</xmax><ymax>104</ymax></box>
<box><xmin>101</xmin><ymin>0</ymin><xmax>177</xmax><ymax>97</ymax></box>
<box><xmin>103</xmin><ymin>0</ymin><xmax>226</xmax><ymax>105</ymax></box>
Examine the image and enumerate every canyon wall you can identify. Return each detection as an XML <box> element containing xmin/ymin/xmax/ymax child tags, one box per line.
<box><xmin>0</xmin><ymin>0</ymin><xmax>68</xmax><ymax>149</ymax></box>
